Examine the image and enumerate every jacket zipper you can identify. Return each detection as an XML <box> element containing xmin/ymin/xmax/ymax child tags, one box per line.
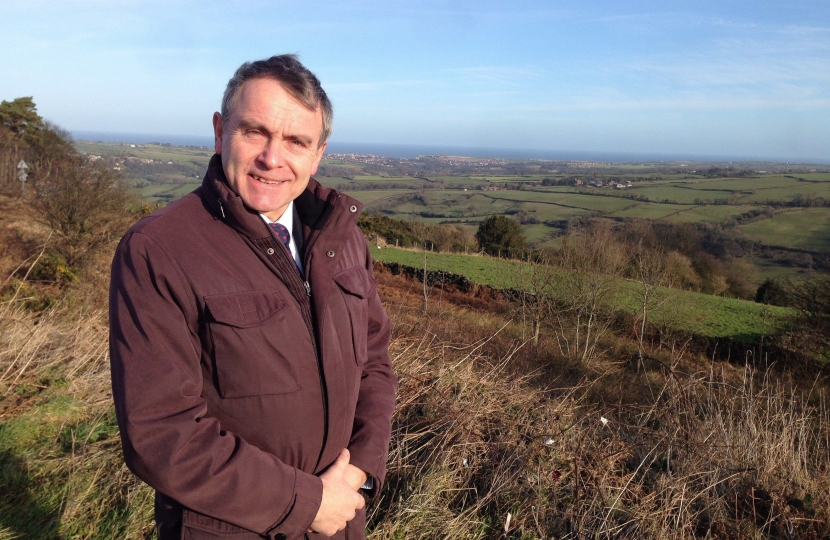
<box><xmin>258</xmin><ymin>235</ymin><xmax>329</xmax><ymax>472</ymax></box>
<box><xmin>300</xmin><ymin>193</ymin><xmax>338</xmax><ymax>472</ymax></box>
<box><xmin>213</xmin><ymin>183</ymin><xmax>339</xmax><ymax>471</ymax></box>
<box><xmin>250</xmin><ymin>192</ymin><xmax>339</xmax><ymax>473</ymax></box>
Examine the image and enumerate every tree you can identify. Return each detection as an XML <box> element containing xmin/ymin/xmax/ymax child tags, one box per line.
<box><xmin>29</xmin><ymin>153</ymin><xmax>132</xmax><ymax>268</ymax></box>
<box><xmin>551</xmin><ymin>224</ymin><xmax>626</xmax><ymax>363</ymax></box>
<box><xmin>784</xmin><ymin>275</ymin><xmax>830</xmax><ymax>360</ymax></box>
<box><xmin>0</xmin><ymin>122</ymin><xmax>25</xmax><ymax>191</ymax></box>
<box><xmin>631</xmin><ymin>242</ymin><xmax>671</xmax><ymax>366</ymax></box>
<box><xmin>0</xmin><ymin>96</ymin><xmax>45</xmax><ymax>147</ymax></box>
<box><xmin>755</xmin><ymin>277</ymin><xmax>789</xmax><ymax>307</ymax></box>
<box><xmin>476</xmin><ymin>214</ymin><xmax>526</xmax><ymax>257</ymax></box>
<box><xmin>0</xmin><ymin>98</ymin><xmax>73</xmax><ymax>192</ymax></box>
<box><xmin>513</xmin><ymin>251</ymin><xmax>556</xmax><ymax>346</ymax></box>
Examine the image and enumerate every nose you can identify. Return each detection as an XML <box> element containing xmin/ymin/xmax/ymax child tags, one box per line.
<box><xmin>258</xmin><ymin>137</ymin><xmax>284</xmax><ymax>169</ymax></box>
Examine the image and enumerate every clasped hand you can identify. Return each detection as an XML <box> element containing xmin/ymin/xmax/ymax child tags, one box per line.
<box><xmin>310</xmin><ymin>449</ymin><xmax>366</xmax><ymax>536</ymax></box>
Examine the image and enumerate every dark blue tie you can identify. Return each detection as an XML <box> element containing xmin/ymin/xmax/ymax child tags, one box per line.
<box><xmin>269</xmin><ymin>223</ymin><xmax>302</xmax><ymax>275</ymax></box>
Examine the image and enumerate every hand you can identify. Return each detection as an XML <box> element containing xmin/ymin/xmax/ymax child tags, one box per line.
<box><xmin>342</xmin><ymin>463</ymin><xmax>368</xmax><ymax>492</ymax></box>
<box><xmin>310</xmin><ymin>449</ymin><xmax>365</xmax><ymax>536</ymax></box>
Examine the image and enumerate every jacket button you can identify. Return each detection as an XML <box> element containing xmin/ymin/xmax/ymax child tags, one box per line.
<box><xmin>349</xmin><ymin>205</ymin><xmax>357</xmax><ymax>213</ymax></box>
<box><xmin>266</xmin><ymin>248</ymin><xmax>275</xmax><ymax>255</ymax></box>
<box><xmin>274</xmin><ymin>534</ymin><xmax>287</xmax><ymax>540</ymax></box>
<box><xmin>326</xmin><ymin>250</ymin><xmax>335</xmax><ymax>258</ymax></box>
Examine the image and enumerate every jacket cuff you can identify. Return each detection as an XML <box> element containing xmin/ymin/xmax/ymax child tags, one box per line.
<box><xmin>346</xmin><ymin>445</ymin><xmax>387</xmax><ymax>497</ymax></box>
<box><xmin>266</xmin><ymin>471</ymin><xmax>322</xmax><ymax>540</ymax></box>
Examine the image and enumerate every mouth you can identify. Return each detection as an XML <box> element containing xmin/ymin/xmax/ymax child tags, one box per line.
<box><xmin>250</xmin><ymin>174</ymin><xmax>284</xmax><ymax>186</ymax></box>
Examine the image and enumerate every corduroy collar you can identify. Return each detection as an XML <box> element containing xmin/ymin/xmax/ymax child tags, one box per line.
<box><xmin>201</xmin><ymin>154</ymin><xmax>363</xmax><ymax>246</ymax></box>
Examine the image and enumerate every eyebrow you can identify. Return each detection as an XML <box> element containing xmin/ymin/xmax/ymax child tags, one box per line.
<box><xmin>286</xmin><ymin>134</ymin><xmax>315</xmax><ymax>146</ymax></box>
<box><xmin>236</xmin><ymin>118</ymin><xmax>270</xmax><ymax>135</ymax></box>
<box><xmin>236</xmin><ymin>118</ymin><xmax>315</xmax><ymax>146</ymax></box>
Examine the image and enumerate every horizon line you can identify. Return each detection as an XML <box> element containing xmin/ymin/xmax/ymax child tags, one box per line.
<box><xmin>70</xmin><ymin>130</ymin><xmax>830</xmax><ymax>166</ymax></box>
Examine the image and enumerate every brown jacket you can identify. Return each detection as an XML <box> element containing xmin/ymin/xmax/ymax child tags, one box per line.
<box><xmin>109</xmin><ymin>155</ymin><xmax>396</xmax><ymax>540</ymax></box>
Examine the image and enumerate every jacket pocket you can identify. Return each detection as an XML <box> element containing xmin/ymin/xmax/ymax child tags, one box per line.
<box><xmin>332</xmin><ymin>267</ymin><xmax>372</xmax><ymax>366</ymax></box>
<box><xmin>205</xmin><ymin>289</ymin><xmax>301</xmax><ymax>398</ymax></box>
<box><xmin>181</xmin><ymin>508</ymin><xmax>260</xmax><ymax>538</ymax></box>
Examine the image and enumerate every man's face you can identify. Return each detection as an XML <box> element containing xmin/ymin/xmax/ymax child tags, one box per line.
<box><xmin>213</xmin><ymin>78</ymin><xmax>327</xmax><ymax>221</ymax></box>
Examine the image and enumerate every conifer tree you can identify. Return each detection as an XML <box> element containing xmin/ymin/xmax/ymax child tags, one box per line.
<box><xmin>476</xmin><ymin>214</ymin><xmax>526</xmax><ymax>257</ymax></box>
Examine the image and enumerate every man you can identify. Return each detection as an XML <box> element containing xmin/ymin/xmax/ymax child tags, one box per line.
<box><xmin>109</xmin><ymin>55</ymin><xmax>397</xmax><ymax>540</ymax></box>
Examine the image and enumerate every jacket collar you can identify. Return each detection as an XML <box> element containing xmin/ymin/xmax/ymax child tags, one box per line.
<box><xmin>202</xmin><ymin>154</ymin><xmax>363</xmax><ymax>245</ymax></box>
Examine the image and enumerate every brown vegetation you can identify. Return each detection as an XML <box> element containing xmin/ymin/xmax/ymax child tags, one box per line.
<box><xmin>27</xmin><ymin>153</ymin><xmax>133</xmax><ymax>268</ymax></box>
<box><xmin>372</xmin><ymin>269</ymin><xmax>830</xmax><ymax>539</ymax></box>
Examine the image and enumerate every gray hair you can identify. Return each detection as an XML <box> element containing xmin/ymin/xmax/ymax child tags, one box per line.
<box><xmin>221</xmin><ymin>54</ymin><xmax>332</xmax><ymax>147</ymax></box>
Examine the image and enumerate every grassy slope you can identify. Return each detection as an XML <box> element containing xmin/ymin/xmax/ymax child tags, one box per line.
<box><xmin>737</xmin><ymin>207</ymin><xmax>830</xmax><ymax>252</ymax></box>
<box><xmin>371</xmin><ymin>247</ymin><xmax>792</xmax><ymax>339</ymax></box>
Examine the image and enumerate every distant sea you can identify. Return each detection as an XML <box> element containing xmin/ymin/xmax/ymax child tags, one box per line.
<box><xmin>71</xmin><ymin>131</ymin><xmax>824</xmax><ymax>164</ymax></box>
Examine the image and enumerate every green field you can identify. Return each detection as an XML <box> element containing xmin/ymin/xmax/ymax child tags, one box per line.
<box><xmin>665</xmin><ymin>205</ymin><xmax>764</xmax><ymax>223</ymax></box>
<box><xmin>521</xmin><ymin>223</ymin><xmax>560</xmax><ymax>244</ymax></box>
<box><xmin>486</xmin><ymin>191</ymin><xmax>635</xmax><ymax>212</ymax></box>
<box><xmin>313</xmin><ymin>176</ymin><xmax>351</xmax><ymax>188</ymax></box>
<box><xmin>463</xmin><ymin>175</ymin><xmax>551</xmax><ymax>183</ymax></box>
<box><xmin>692</xmin><ymin>176</ymin><xmax>801</xmax><ymax>191</ymax></box>
<box><xmin>738</xmin><ymin>183</ymin><xmax>830</xmax><ymax>203</ymax></box>
<box><xmin>72</xmin><ymin>140</ymin><xmax>830</xmax><ymax>264</ymax></box>
<box><xmin>625</xmin><ymin>185</ymin><xmax>733</xmax><ymax>204</ymax></box>
<box><xmin>372</xmin><ymin>247</ymin><xmax>792</xmax><ymax>339</ymax></box>
<box><xmin>737</xmin><ymin>208</ymin><xmax>830</xmax><ymax>252</ymax></box>
<box><xmin>599</xmin><ymin>175</ymin><xmax>830</xmax><ymax>206</ymax></box>
<box><xmin>425</xmin><ymin>175</ymin><xmax>491</xmax><ymax>187</ymax></box>
<box><xmin>137</xmin><ymin>182</ymin><xmax>201</xmax><ymax>200</ymax></box>
<box><xmin>343</xmin><ymin>190</ymin><xmax>414</xmax><ymax>205</ymax></box>
<box><xmin>352</xmin><ymin>175</ymin><xmax>422</xmax><ymax>183</ymax></box>
<box><xmin>609</xmin><ymin>202</ymin><xmax>688</xmax><ymax>219</ymax></box>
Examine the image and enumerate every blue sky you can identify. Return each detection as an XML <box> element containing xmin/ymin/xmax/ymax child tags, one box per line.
<box><xmin>2</xmin><ymin>0</ymin><xmax>829</xmax><ymax>160</ymax></box>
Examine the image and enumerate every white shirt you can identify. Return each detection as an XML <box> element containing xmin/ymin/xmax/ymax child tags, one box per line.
<box><xmin>259</xmin><ymin>201</ymin><xmax>303</xmax><ymax>274</ymax></box>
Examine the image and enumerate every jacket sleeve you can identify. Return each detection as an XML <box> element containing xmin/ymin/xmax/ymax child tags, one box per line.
<box><xmin>109</xmin><ymin>230</ymin><xmax>321</xmax><ymax>539</ymax></box>
<box><xmin>345</xmin><ymin>233</ymin><xmax>398</xmax><ymax>495</ymax></box>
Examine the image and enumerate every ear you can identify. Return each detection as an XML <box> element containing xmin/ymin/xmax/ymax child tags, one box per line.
<box><xmin>310</xmin><ymin>141</ymin><xmax>327</xmax><ymax>176</ymax></box>
<box><xmin>212</xmin><ymin>112</ymin><xmax>224</xmax><ymax>154</ymax></box>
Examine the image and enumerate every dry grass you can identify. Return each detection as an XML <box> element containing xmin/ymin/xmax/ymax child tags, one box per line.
<box><xmin>0</xmin><ymin>301</ymin><xmax>154</xmax><ymax>539</ymax></box>
<box><xmin>0</xmin><ymin>194</ymin><xmax>828</xmax><ymax>539</ymax></box>
<box><xmin>369</xmin><ymin>277</ymin><xmax>830</xmax><ymax>539</ymax></box>
<box><xmin>0</xmin><ymin>193</ymin><xmax>153</xmax><ymax>538</ymax></box>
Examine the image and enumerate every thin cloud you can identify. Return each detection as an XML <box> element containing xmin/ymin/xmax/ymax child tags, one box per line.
<box><xmin>380</xmin><ymin>93</ymin><xmax>830</xmax><ymax>115</ymax></box>
<box><xmin>327</xmin><ymin>79</ymin><xmax>439</xmax><ymax>92</ymax></box>
<box><xmin>631</xmin><ymin>30</ymin><xmax>828</xmax><ymax>83</ymax></box>
<box><xmin>444</xmin><ymin>66</ymin><xmax>544</xmax><ymax>85</ymax></box>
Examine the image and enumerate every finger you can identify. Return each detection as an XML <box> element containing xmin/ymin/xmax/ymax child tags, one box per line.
<box><xmin>332</xmin><ymin>448</ymin><xmax>350</xmax><ymax>471</ymax></box>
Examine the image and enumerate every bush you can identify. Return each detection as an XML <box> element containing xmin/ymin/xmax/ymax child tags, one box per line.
<box><xmin>358</xmin><ymin>213</ymin><xmax>478</xmax><ymax>253</ymax></box>
<box><xmin>27</xmin><ymin>250</ymin><xmax>78</xmax><ymax>283</ymax></box>
<box><xmin>755</xmin><ymin>277</ymin><xmax>789</xmax><ymax>307</ymax></box>
<box><xmin>785</xmin><ymin>274</ymin><xmax>830</xmax><ymax>359</ymax></box>
<box><xmin>476</xmin><ymin>214</ymin><xmax>526</xmax><ymax>257</ymax></box>
<box><xmin>28</xmin><ymin>153</ymin><xmax>132</xmax><ymax>268</ymax></box>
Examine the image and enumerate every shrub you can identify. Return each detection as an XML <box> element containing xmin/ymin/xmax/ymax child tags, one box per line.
<box><xmin>755</xmin><ymin>277</ymin><xmax>789</xmax><ymax>307</ymax></box>
<box><xmin>785</xmin><ymin>274</ymin><xmax>830</xmax><ymax>359</ymax></box>
<box><xmin>476</xmin><ymin>214</ymin><xmax>526</xmax><ymax>257</ymax></box>
<box><xmin>27</xmin><ymin>250</ymin><xmax>78</xmax><ymax>283</ymax></box>
<box><xmin>28</xmin><ymin>153</ymin><xmax>132</xmax><ymax>268</ymax></box>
